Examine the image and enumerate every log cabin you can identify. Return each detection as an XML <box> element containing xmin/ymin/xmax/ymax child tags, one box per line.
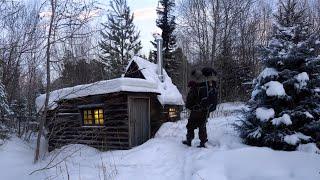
<box><xmin>36</xmin><ymin>56</ymin><xmax>184</xmax><ymax>151</ymax></box>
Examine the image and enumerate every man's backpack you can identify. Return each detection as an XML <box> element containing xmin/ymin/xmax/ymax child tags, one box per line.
<box><xmin>200</xmin><ymin>67</ymin><xmax>218</xmax><ymax>112</ymax></box>
<box><xmin>200</xmin><ymin>82</ymin><xmax>218</xmax><ymax>112</ymax></box>
<box><xmin>206</xmin><ymin>86</ymin><xmax>218</xmax><ymax>112</ymax></box>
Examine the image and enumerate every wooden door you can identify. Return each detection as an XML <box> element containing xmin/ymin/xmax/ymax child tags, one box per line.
<box><xmin>129</xmin><ymin>97</ymin><xmax>150</xmax><ymax>147</ymax></box>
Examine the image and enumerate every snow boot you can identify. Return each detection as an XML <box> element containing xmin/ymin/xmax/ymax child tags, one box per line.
<box><xmin>182</xmin><ymin>140</ymin><xmax>192</xmax><ymax>147</ymax></box>
<box><xmin>197</xmin><ymin>142</ymin><xmax>206</xmax><ymax>148</ymax></box>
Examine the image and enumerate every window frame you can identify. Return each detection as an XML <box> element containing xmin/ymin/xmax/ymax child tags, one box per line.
<box><xmin>80</xmin><ymin>107</ymin><xmax>105</xmax><ymax>127</ymax></box>
<box><xmin>168</xmin><ymin>107</ymin><xmax>178</xmax><ymax>118</ymax></box>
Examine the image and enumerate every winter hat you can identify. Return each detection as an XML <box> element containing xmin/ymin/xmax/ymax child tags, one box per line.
<box><xmin>191</xmin><ymin>69</ymin><xmax>203</xmax><ymax>80</ymax></box>
<box><xmin>201</xmin><ymin>67</ymin><xmax>218</xmax><ymax>82</ymax></box>
<box><xmin>201</xmin><ymin>67</ymin><xmax>217</xmax><ymax>77</ymax></box>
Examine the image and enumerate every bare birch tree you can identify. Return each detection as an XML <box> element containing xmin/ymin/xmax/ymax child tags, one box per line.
<box><xmin>34</xmin><ymin>0</ymin><xmax>99</xmax><ymax>163</ymax></box>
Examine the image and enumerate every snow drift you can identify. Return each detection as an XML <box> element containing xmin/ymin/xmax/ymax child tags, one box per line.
<box><xmin>0</xmin><ymin>103</ymin><xmax>319</xmax><ymax>180</ymax></box>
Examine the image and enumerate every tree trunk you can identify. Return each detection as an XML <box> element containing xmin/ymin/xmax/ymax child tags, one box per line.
<box><xmin>34</xmin><ymin>0</ymin><xmax>55</xmax><ymax>163</ymax></box>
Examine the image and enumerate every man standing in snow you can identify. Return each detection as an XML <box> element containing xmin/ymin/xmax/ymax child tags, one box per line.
<box><xmin>182</xmin><ymin>68</ymin><xmax>218</xmax><ymax>148</ymax></box>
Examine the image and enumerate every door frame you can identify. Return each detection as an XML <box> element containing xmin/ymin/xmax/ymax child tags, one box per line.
<box><xmin>128</xmin><ymin>96</ymin><xmax>151</xmax><ymax>148</ymax></box>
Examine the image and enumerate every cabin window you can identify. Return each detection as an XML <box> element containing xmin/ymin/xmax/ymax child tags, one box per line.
<box><xmin>168</xmin><ymin>108</ymin><xmax>178</xmax><ymax>118</ymax></box>
<box><xmin>83</xmin><ymin>109</ymin><xmax>104</xmax><ymax>126</ymax></box>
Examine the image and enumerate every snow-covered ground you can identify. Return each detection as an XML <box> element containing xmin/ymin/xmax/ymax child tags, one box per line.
<box><xmin>0</xmin><ymin>103</ymin><xmax>319</xmax><ymax>180</ymax></box>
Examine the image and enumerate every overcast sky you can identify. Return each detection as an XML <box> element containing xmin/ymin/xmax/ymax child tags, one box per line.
<box><xmin>129</xmin><ymin>0</ymin><xmax>159</xmax><ymax>55</ymax></box>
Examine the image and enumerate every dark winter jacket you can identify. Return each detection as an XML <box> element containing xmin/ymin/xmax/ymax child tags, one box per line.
<box><xmin>186</xmin><ymin>80</ymin><xmax>218</xmax><ymax>113</ymax></box>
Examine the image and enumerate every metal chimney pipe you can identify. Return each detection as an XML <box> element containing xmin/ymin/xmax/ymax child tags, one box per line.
<box><xmin>153</xmin><ymin>33</ymin><xmax>164</xmax><ymax>82</ymax></box>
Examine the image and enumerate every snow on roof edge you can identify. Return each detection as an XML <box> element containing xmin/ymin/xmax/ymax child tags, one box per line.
<box><xmin>126</xmin><ymin>56</ymin><xmax>185</xmax><ymax>106</ymax></box>
<box><xmin>36</xmin><ymin>77</ymin><xmax>159</xmax><ymax>112</ymax></box>
<box><xmin>36</xmin><ymin>56</ymin><xmax>185</xmax><ymax>112</ymax></box>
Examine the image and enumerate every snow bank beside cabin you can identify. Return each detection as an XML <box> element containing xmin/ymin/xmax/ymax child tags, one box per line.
<box><xmin>35</xmin><ymin>77</ymin><xmax>159</xmax><ymax>112</ymax></box>
<box><xmin>0</xmin><ymin>137</ymin><xmax>45</xmax><ymax>180</ymax></box>
<box><xmin>126</xmin><ymin>56</ymin><xmax>184</xmax><ymax>105</ymax></box>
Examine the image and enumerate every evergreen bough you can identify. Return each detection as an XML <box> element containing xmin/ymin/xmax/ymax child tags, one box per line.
<box><xmin>237</xmin><ymin>0</ymin><xmax>320</xmax><ymax>150</ymax></box>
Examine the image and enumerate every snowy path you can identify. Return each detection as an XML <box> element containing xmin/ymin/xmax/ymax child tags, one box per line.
<box><xmin>0</xmin><ymin>103</ymin><xmax>319</xmax><ymax>180</ymax></box>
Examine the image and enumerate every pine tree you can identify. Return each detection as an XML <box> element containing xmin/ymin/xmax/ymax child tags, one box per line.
<box><xmin>237</xmin><ymin>0</ymin><xmax>320</xmax><ymax>150</ymax></box>
<box><xmin>154</xmin><ymin>0</ymin><xmax>182</xmax><ymax>87</ymax></box>
<box><xmin>57</xmin><ymin>50</ymin><xmax>106</xmax><ymax>89</ymax></box>
<box><xmin>0</xmin><ymin>59</ymin><xmax>10</xmax><ymax>117</ymax></box>
<box><xmin>0</xmin><ymin>77</ymin><xmax>11</xmax><ymax>142</ymax></box>
<box><xmin>156</xmin><ymin>0</ymin><xmax>176</xmax><ymax>55</ymax></box>
<box><xmin>99</xmin><ymin>0</ymin><xmax>142</xmax><ymax>78</ymax></box>
<box><xmin>0</xmin><ymin>82</ymin><xmax>10</xmax><ymax>117</ymax></box>
<box><xmin>10</xmin><ymin>97</ymin><xmax>27</xmax><ymax>119</ymax></box>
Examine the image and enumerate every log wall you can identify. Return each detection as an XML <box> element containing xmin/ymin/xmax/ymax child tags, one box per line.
<box><xmin>46</xmin><ymin>92</ymin><xmax>182</xmax><ymax>151</ymax></box>
<box><xmin>46</xmin><ymin>93</ymin><xmax>130</xmax><ymax>151</ymax></box>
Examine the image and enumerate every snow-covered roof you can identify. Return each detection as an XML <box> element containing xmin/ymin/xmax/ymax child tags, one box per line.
<box><xmin>36</xmin><ymin>78</ymin><xmax>159</xmax><ymax>112</ymax></box>
<box><xmin>36</xmin><ymin>56</ymin><xmax>184</xmax><ymax>112</ymax></box>
<box><xmin>125</xmin><ymin>56</ymin><xmax>184</xmax><ymax>106</ymax></box>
